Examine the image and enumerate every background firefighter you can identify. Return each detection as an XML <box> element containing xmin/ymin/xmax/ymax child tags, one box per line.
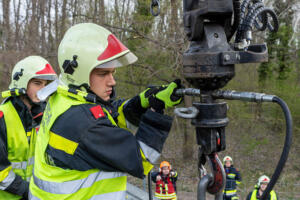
<box><xmin>0</xmin><ymin>56</ymin><xmax>57</xmax><ymax>200</ymax></box>
<box><xmin>151</xmin><ymin>161</ymin><xmax>178</xmax><ymax>200</ymax></box>
<box><xmin>223</xmin><ymin>156</ymin><xmax>242</xmax><ymax>200</ymax></box>
<box><xmin>246</xmin><ymin>175</ymin><xmax>278</xmax><ymax>200</ymax></box>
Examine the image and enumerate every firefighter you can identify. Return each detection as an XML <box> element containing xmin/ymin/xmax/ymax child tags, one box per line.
<box><xmin>151</xmin><ymin>161</ymin><xmax>178</xmax><ymax>200</ymax></box>
<box><xmin>246</xmin><ymin>175</ymin><xmax>278</xmax><ymax>200</ymax></box>
<box><xmin>0</xmin><ymin>56</ymin><xmax>57</xmax><ymax>200</ymax></box>
<box><xmin>223</xmin><ymin>156</ymin><xmax>242</xmax><ymax>200</ymax></box>
<box><xmin>29</xmin><ymin>23</ymin><xmax>182</xmax><ymax>200</ymax></box>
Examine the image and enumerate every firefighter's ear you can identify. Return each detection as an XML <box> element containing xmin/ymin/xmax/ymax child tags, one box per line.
<box><xmin>159</xmin><ymin>167</ymin><xmax>161</xmax><ymax>172</ymax></box>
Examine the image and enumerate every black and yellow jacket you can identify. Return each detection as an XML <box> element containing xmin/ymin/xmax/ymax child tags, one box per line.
<box><xmin>0</xmin><ymin>97</ymin><xmax>44</xmax><ymax>199</ymax></box>
<box><xmin>45</xmin><ymin>93</ymin><xmax>173</xmax><ymax>178</ymax></box>
<box><xmin>223</xmin><ymin>165</ymin><xmax>242</xmax><ymax>196</ymax></box>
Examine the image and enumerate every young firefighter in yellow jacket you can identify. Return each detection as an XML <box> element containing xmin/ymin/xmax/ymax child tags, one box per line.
<box><xmin>29</xmin><ymin>23</ymin><xmax>183</xmax><ymax>200</ymax></box>
<box><xmin>223</xmin><ymin>156</ymin><xmax>242</xmax><ymax>200</ymax></box>
<box><xmin>246</xmin><ymin>175</ymin><xmax>278</xmax><ymax>200</ymax></box>
<box><xmin>0</xmin><ymin>56</ymin><xmax>57</xmax><ymax>200</ymax></box>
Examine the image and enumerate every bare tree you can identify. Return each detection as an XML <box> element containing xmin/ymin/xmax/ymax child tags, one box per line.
<box><xmin>2</xmin><ymin>0</ymin><xmax>12</xmax><ymax>50</ymax></box>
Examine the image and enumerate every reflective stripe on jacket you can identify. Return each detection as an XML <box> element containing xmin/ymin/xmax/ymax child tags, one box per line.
<box><xmin>29</xmin><ymin>90</ymin><xmax>128</xmax><ymax>200</ymax></box>
<box><xmin>224</xmin><ymin>166</ymin><xmax>241</xmax><ymax>196</ymax></box>
<box><xmin>154</xmin><ymin>176</ymin><xmax>177</xmax><ymax>200</ymax></box>
<box><xmin>0</xmin><ymin>100</ymin><xmax>36</xmax><ymax>199</ymax></box>
<box><xmin>250</xmin><ymin>189</ymin><xmax>277</xmax><ymax>200</ymax></box>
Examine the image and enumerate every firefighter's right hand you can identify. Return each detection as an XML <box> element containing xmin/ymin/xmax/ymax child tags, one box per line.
<box><xmin>156</xmin><ymin>175</ymin><xmax>162</xmax><ymax>181</ymax></box>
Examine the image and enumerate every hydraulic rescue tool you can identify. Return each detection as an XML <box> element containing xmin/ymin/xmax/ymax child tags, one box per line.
<box><xmin>149</xmin><ymin>0</ymin><xmax>292</xmax><ymax>200</ymax></box>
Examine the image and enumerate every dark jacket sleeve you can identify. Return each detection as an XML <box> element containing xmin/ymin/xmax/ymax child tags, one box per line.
<box><xmin>121</xmin><ymin>96</ymin><xmax>147</xmax><ymax>126</ymax></box>
<box><xmin>235</xmin><ymin>168</ymin><xmax>241</xmax><ymax>182</ymax></box>
<box><xmin>47</xmin><ymin>104</ymin><xmax>172</xmax><ymax>179</ymax></box>
<box><xmin>171</xmin><ymin>170</ymin><xmax>178</xmax><ymax>182</ymax></box>
<box><xmin>246</xmin><ymin>191</ymin><xmax>252</xmax><ymax>200</ymax></box>
<box><xmin>0</xmin><ymin>116</ymin><xmax>10</xmax><ymax>168</ymax></box>
<box><xmin>151</xmin><ymin>171</ymin><xmax>160</xmax><ymax>183</ymax></box>
<box><xmin>0</xmin><ymin>116</ymin><xmax>28</xmax><ymax>199</ymax></box>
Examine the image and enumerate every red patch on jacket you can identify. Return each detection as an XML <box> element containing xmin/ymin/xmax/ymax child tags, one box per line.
<box><xmin>90</xmin><ymin>105</ymin><xmax>105</xmax><ymax>119</ymax></box>
<box><xmin>0</xmin><ymin>111</ymin><xmax>3</xmax><ymax>118</ymax></box>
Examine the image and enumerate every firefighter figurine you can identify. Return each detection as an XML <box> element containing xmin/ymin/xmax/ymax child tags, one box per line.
<box><xmin>223</xmin><ymin>156</ymin><xmax>242</xmax><ymax>200</ymax></box>
<box><xmin>151</xmin><ymin>161</ymin><xmax>178</xmax><ymax>200</ymax></box>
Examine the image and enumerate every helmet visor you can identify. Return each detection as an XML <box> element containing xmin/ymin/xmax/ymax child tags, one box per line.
<box><xmin>96</xmin><ymin>52</ymin><xmax>138</xmax><ymax>68</ymax></box>
<box><xmin>34</xmin><ymin>74</ymin><xmax>57</xmax><ymax>81</ymax></box>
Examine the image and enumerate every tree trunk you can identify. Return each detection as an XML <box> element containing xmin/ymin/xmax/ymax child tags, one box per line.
<box><xmin>13</xmin><ymin>0</ymin><xmax>22</xmax><ymax>50</ymax></box>
<box><xmin>61</xmin><ymin>0</ymin><xmax>68</xmax><ymax>40</ymax></box>
<box><xmin>170</xmin><ymin>0</ymin><xmax>179</xmax><ymax>41</ymax></box>
<box><xmin>99</xmin><ymin>0</ymin><xmax>105</xmax><ymax>25</ymax></box>
<box><xmin>2</xmin><ymin>0</ymin><xmax>12</xmax><ymax>50</ymax></box>
<box><xmin>40</xmin><ymin>0</ymin><xmax>46</xmax><ymax>55</ymax></box>
<box><xmin>54</xmin><ymin>0</ymin><xmax>59</xmax><ymax>49</ymax></box>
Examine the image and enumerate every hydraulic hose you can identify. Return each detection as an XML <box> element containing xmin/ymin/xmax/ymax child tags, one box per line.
<box><xmin>245</xmin><ymin>7</ymin><xmax>279</xmax><ymax>33</ymax></box>
<box><xmin>148</xmin><ymin>171</ymin><xmax>153</xmax><ymax>200</ymax></box>
<box><xmin>228</xmin><ymin>0</ymin><xmax>241</xmax><ymax>41</ymax></box>
<box><xmin>235</xmin><ymin>0</ymin><xmax>279</xmax><ymax>43</ymax></box>
<box><xmin>261</xmin><ymin>96</ymin><xmax>293</xmax><ymax>200</ymax></box>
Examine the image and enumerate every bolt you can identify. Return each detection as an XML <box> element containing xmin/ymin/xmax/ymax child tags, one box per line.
<box><xmin>224</xmin><ymin>54</ymin><xmax>230</xmax><ymax>61</ymax></box>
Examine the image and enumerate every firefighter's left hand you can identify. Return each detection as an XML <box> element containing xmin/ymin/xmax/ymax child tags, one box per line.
<box><xmin>149</xmin><ymin>79</ymin><xmax>183</xmax><ymax>112</ymax></box>
<box><xmin>139</xmin><ymin>85</ymin><xmax>167</xmax><ymax>108</ymax></box>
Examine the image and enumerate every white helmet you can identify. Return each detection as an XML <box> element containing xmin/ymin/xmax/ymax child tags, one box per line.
<box><xmin>9</xmin><ymin>56</ymin><xmax>57</xmax><ymax>89</ymax></box>
<box><xmin>58</xmin><ymin>23</ymin><xmax>138</xmax><ymax>87</ymax></box>
<box><xmin>223</xmin><ymin>156</ymin><xmax>233</xmax><ymax>164</ymax></box>
<box><xmin>257</xmin><ymin>175</ymin><xmax>270</xmax><ymax>187</ymax></box>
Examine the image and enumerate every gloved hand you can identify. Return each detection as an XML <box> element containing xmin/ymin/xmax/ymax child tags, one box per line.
<box><xmin>139</xmin><ymin>85</ymin><xmax>167</xmax><ymax>109</ymax></box>
<box><xmin>148</xmin><ymin>79</ymin><xmax>183</xmax><ymax>112</ymax></box>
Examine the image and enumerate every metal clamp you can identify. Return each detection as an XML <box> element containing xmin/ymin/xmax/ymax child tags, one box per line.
<box><xmin>150</xmin><ymin>0</ymin><xmax>160</xmax><ymax>16</ymax></box>
<box><xmin>174</xmin><ymin>106</ymin><xmax>199</xmax><ymax>118</ymax></box>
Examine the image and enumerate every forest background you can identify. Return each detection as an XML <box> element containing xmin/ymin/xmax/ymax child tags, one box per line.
<box><xmin>0</xmin><ymin>0</ymin><xmax>300</xmax><ymax>199</ymax></box>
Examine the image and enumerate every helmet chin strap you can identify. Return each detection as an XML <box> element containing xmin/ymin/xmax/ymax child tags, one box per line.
<box><xmin>23</xmin><ymin>94</ymin><xmax>46</xmax><ymax>121</ymax></box>
<box><xmin>70</xmin><ymin>83</ymin><xmax>116</xmax><ymax>106</ymax></box>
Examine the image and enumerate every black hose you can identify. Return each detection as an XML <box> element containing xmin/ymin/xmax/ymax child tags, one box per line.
<box><xmin>228</xmin><ymin>0</ymin><xmax>241</xmax><ymax>41</ymax></box>
<box><xmin>235</xmin><ymin>0</ymin><xmax>278</xmax><ymax>43</ymax></box>
<box><xmin>245</xmin><ymin>7</ymin><xmax>279</xmax><ymax>33</ymax></box>
<box><xmin>148</xmin><ymin>171</ymin><xmax>153</xmax><ymax>200</ymax></box>
<box><xmin>244</xmin><ymin>2</ymin><xmax>265</xmax><ymax>30</ymax></box>
<box><xmin>254</xmin><ymin>14</ymin><xmax>268</xmax><ymax>31</ymax></box>
<box><xmin>235</xmin><ymin>0</ymin><xmax>251</xmax><ymax>42</ymax></box>
<box><xmin>261</xmin><ymin>96</ymin><xmax>293</xmax><ymax>200</ymax></box>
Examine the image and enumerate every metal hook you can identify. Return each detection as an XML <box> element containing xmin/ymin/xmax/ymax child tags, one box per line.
<box><xmin>197</xmin><ymin>153</ymin><xmax>225</xmax><ymax>200</ymax></box>
<box><xmin>150</xmin><ymin>0</ymin><xmax>160</xmax><ymax>16</ymax></box>
<box><xmin>206</xmin><ymin>153</ymin><xmax>226</xmax><ymax>195</ymax></box>
<box><xmin>197</xmin><ymin>173</ymin><xmax>213</xmax><ymax>200</ymax></box>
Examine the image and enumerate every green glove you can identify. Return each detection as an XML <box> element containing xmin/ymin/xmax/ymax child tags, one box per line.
<box><xmin>139</xmin><ymin>85</ymin><xmax>167</xmax><ymax>108</ymax></box>
<box><xmin>148</xmin><ymin>79</ymin><xmax>183</xmax><ymax>112</ymax></box>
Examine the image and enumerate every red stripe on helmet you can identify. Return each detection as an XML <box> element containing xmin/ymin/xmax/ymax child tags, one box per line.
<box><xmin>97</xmin><ymin>34</ymin><xmax>128</xmax><ymax>61</ymax></box>
<box><xmin>0</xmin><ymin>111</ymin><xmax>3</xmax><ymax>118</ymax></box>
<box><xmin>36</xmin><ymin>64</ymin><xmax>56</xmax><ymax>75</ymax></box>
